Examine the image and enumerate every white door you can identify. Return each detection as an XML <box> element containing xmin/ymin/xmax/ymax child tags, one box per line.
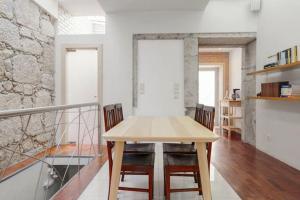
<box><xmin>135</xmin><ymin>40</ymin><xmax>184</xmax><ymax>116</ymax></box>
<box><xmin>65</xmin><ymin>49</ymin><xmax>99</xmax><ymax>144</ymax></box>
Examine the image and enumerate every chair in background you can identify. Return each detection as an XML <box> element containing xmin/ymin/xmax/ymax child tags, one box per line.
<box><xmin>195</xmin><ymin>103</ymin><xmax>205</xmax><ymax>124</ymax></box>
<box><xmin>115</xmin><ymin>103</ymin><xmax>124</xmax><ymax>124</ymax></box>
<box><xmin>103</xmin><ymin>104</ymin><xmax>155</xmax><ymax>200</ymax></box>
<box><xmin>113</xmin><ymin>104</ymin><xmax>155</xmax><ymax>182</ymax></box>
<box><xmin>162</xmin><ymin>104</ymin><xmax>204</xmax><ymax>154</ymax></box>
<box><xmin>163</xmin><ymin>106</ymin><xmax>215</xmax><ymax>200</ymax></box>
<box><xmin>113</xmin><ymin>103</ymin><xmax>155</xmax><ymax>154</ymax></box>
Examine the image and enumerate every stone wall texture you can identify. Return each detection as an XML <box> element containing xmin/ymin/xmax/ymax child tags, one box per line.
<box><xmin>0</xmin><ymin>0</ymin><xmax>55</xmax><ymax>168</ymax></box>
<box><xmin>241</xmin><ymin>41</ymin><xmax>256</xmax><ymax>146</ymax></box>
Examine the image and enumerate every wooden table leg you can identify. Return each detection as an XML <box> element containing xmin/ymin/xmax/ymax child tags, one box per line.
<box><xmin>108</xmin><ymin>141</ymin><xmax>124</xmax><ymax>200</ymax></box>
<box><xmin>196</xmin><ymin>142</ymin><xmax>212</xmax><ymax>200</ymax></box>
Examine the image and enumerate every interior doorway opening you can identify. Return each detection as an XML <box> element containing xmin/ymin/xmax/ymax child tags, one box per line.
<box><xmin>62</xmin><ymin>47</ymin><xmax>102</xmax><ymax>144</ymax></box>
<box><xmin>198</xmin><ymin>65</ymin><xmax>222</xmax><ymax>127</ymax></box>
<box><xmin>198</xmin><ymin>47</ymin><xmax>243</xmax><ymax>138</ymax></box>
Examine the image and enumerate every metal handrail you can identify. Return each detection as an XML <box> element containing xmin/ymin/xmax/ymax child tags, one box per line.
<box><xmin>0</xmin><ymin>102</ymin><xmax>99</xmax><ymax>118</ymax></box>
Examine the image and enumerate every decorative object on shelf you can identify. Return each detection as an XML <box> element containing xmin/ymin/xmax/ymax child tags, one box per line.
<box><xmin>264</xmin><ymin>54</ymin><xmax>278</xmax><ymax>69</ymax></box>
<box><xmin>281</xmin><ymin>84</ymin><xmax>292</xmax><ymax>97</ymax></box>
<box><xmin>232</xmin><ymin>89</ymin><xmax>241</xmax><ymax>100</ymax></box>
<box><xmin>261</xmin><ymin>81</ymin><xmax>289</xmax><ymax>97</ymax></box>
<box><xmin>263</xmin><ymin>45</ymin><xmax>300</xmax><ymax>69</ymax></box>
<box><xmin>224</xmin><ymin>90</ymin><xmax>229</xmax><ymax>100</ymax></box>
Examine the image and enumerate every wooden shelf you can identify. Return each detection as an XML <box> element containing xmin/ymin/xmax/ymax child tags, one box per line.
<box><xmin>222</xmin><ymin>126</ymin><xmax>241</xmax><ymax>134</ymax></box>
<box><xmin>247</xmin><ymin>61</ymin><xmax>300</xmax><ymax>76</ymax></box>
<box><xmin>248</xmin><ymin>96</ymin><xmax>300</xmax><ymax>102</ymax></box>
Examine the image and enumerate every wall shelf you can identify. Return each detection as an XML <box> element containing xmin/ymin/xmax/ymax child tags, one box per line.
<box><xmin>247</xmin><ymin>61</ymin><xmax>300</xmax><ymax>76</ymax></box>
<box><xmin>248</xmin><ymin>96</ymin><xmax>300</xmax><ymax>102</ymax></box>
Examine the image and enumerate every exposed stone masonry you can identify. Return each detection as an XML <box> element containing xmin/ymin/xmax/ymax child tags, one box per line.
<box><xmin>0</xmin><ymin>0</ymin><xmax>55</xmax><ymax>168</ymax></box>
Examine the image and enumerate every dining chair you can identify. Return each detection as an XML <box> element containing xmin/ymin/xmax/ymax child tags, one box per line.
<box><xmin>163</xmin><ymin>106</ymin><xmax>215</xmax><ymax>200</ymax></box>
<box><xmin>113</xmin><ymin>104</ymin><xmax>155</xmax><ymax>182</ymax></box>
<box><xmin>106</xmin><ymin>144</ymin><xmax>155</xmax><ymax>199</ymax></box>
<box><xmin>115</xmin><ymin>103</ymin><xmax>124</xmax><ymax>124</ymax></box>
<box><xmin>103</xmin><ymin>104</ymin><xmax>155</xmax><ymax>200</ymax></box>
<box><xmin>112</xmin><ymin>104</ymin><xmax>155</xmax><ymax>154</ymax></box>
<box><xmin>162</xmin><ymin>104</ymin><xmax>204</xmax><ymax>154</ymax></box>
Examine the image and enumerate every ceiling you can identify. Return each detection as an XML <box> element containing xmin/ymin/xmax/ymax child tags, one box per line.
<box><xmin>59</xmin><ymin>0</ymin><xmax>105</xmax><ymax>16</ymax></box>
<box><xmin>97</xmin><ymin>0</ymin><xmax>210</xmax><ymax>13</ymax></box>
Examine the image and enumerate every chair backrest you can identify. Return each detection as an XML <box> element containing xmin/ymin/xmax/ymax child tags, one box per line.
<box><xmin>103</xmin><ymin>104</ymin><xmax>117</xmax><ymax>180</ymax></box>
<box><xmin>194</xmin><ymin>104</ymin><xmax>204</xmax><ymax>124</ymax></box>
<box><xmin>203</xmin><ymin>106</ymin><xmax>215</xmax><ymax>131</ymax></box>
<box><xmin>202</xmin><ymin>106</ymin><xmax>215</xmax><ymax>170</ymax></box>
<box><xmin>114</xmin><ymin>103</ymin><xmax>124</xmax><ymax>125</ymax></box>
<box><xmin>103</xmin><ymin>104</ymin><xmax>116</xmax><ymax>132</ymax></box>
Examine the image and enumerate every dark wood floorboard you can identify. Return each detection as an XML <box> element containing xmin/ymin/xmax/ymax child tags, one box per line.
<box><xmin>212</xmin><ymin>134</ymin><xmax>300</xmax><ymax>200</ymax></box>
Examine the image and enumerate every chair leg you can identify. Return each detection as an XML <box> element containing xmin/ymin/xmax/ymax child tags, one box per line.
<box><xmin>165</xmin><ymin>170</ymin><xmax>171</xmax><ymax>200</ymax></box>
<box><xmin>121</xmin><ymin>171</ymin><xmax>125</xmax><ymax>182</ymax></box>
<box><xmin>148</xmin><ymin>169</ymin><xmax>153</xmax><ymax>200</ymax></box>
<box><xmin>163</xmin><ymin>168</ymin><xmax>166</xmax><ymax>196</ymax></box>
<box><xmin>108</xmin><ymin>163</ymin><xmax>112</xmax><ymax>198</ymax></box>
<box><xmin>194</xmin><ymin>172</ymin><xmax>198</xmax><ymax>183</ymax></box>
<box><xmin>197</xmin><ymin>172</ymin><xmax>202</xmax><ymax>195</ymax></box>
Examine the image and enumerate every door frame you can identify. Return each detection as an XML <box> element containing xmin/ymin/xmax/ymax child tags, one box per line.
<box><xmin>60</xmin><ymin>44</ymin><xmax>103</xmax><ymax>143</ymax></box>
<box><xmin>61</xmin><ymin>44</ymin><xmax>103</xmax><ymax>107</ymax></box>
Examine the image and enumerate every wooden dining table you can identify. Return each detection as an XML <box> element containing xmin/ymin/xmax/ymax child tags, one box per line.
<box><xmin>103</xmin><ymin>116</ymin><xmax>219</xmax><ymax>200</ymax></box>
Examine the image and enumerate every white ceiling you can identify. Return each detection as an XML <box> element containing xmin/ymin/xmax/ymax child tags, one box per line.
<box><xmin>59</xmin><ymin>0</ymin><xmax>105</xmax><ymax>16</ymax></box>
<box><xmin>97</xmin><ymin>0</ymin><xmax>210</xmax><ymax>13</ymax></box>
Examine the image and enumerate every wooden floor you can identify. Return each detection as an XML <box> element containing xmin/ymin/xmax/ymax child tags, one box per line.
<box><xmin>9</xmin><ymin>137</ymin><xmax>300</xmax><ymax>199</ymax></box>
<box><xmin>212</xmin><ymin>134</ymin><xmax>300</xmax><ymax>200</ymax></box>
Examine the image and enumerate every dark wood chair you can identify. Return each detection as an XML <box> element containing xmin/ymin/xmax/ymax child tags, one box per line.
<box><xmin>103</xmin><ymin>104</ymin><xmax>155</xmax><ymax>200</ymax></box>
<box><xmin>107</xmin><ymin>145</ymin><xmax>155</xmax><ymax>199</ymax></box>
<box><xmin>115</xmin><ymin>103</ymin><xmax>124</xmax><ymax>124</ymax></box>
<box><xmin>195</xmin><ymin>103</ymin><xmax>205</xmax><ymax>124</ymax></box>
<box><xmin>113</xmin><ymin>103</ymin><xmax>155</xmax><ymax>154</ymax></box>
<box><xmin>162</xmin><ymin>104</ymin><xmax>204</xmax><ymax>154</ymax></box>
<box><xmin>112</xmin><ymin>104</ymin><xmax>155</xmax><ymax>182</ymax></box>
<box><xmin>163</xmin><ymin>106</ymin><xmax>215</xmax><ymax>200</ymax></box>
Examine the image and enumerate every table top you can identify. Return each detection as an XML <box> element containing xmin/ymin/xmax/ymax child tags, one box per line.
<box><xmin>103</xmin><ymin>116</ymin><xmax>219</xmax><ymax>143</ymax></box>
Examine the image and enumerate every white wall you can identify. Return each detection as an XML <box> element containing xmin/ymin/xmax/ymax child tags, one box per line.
<box><xmin>55</xmin><ymin>34</ymin><xmax>104</xmax><ymax>105</ymax></box>
<box><xmin>256</xmin><ymin>0</ymin><xmax>300</xmax><ymax>170</ymax></box>
<box><xmin>104</xmin><ymin>0</ymin><xmax>258</xmax><ymax>117</ymax></box>
<box><xmin>229</xmin><ymin>48</ymin><xmax>242</xmax><ymax>93</ymax></box>
<box><xmin>136</xmin><ymin>40</ymin><xmax>184</xmax><ymax>116</ymax></box>
<box><xmin>33</xmin><ymin>0</ymin><xmax>58</xmax><ymax>18</ymax></box>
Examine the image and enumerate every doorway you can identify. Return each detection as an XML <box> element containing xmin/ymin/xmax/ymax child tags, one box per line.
<box><xmin>198</xmin><ymin>65</ymin><xmax>222</xmax><ymax>125</ymax></box>
<box><xmin>62</xmin><ymin>47</ymin><xmax>102</xmax><ymax>144</ymax></box>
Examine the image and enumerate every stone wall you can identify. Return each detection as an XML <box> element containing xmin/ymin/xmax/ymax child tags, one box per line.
<box><xmin>241</xmin><ymin>40</ymin><xmax>256</xmax><ymax>146</ymax></box>
<box><xmin>184</xmin><ymin>38</ymin><xmax>199</xmax><ymax>117</ymax></box>
<box><xmin>0</xmin><ymin>0</ymin><xmax>56</xmax><ymax>168</ymax></box>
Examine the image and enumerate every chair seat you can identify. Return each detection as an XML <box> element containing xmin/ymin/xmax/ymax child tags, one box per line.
<box><xmin>163</xmin><ymin>143</ymin><xmax>195</xmax><ymax>153</ymax></box>
<box><xmin>164</xmin><ymin>153</ymin><xmax>198</xmax><ymax>167</ymax></box>
<box><xmin>124</xmin><ymin>143</ymin><xmax>155</xmax><ymax>153</ymax></box>
<box><xmin>122</xmin><ymin>153</ymin><xmax>155</xmax><ymax>166</ymax></box>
